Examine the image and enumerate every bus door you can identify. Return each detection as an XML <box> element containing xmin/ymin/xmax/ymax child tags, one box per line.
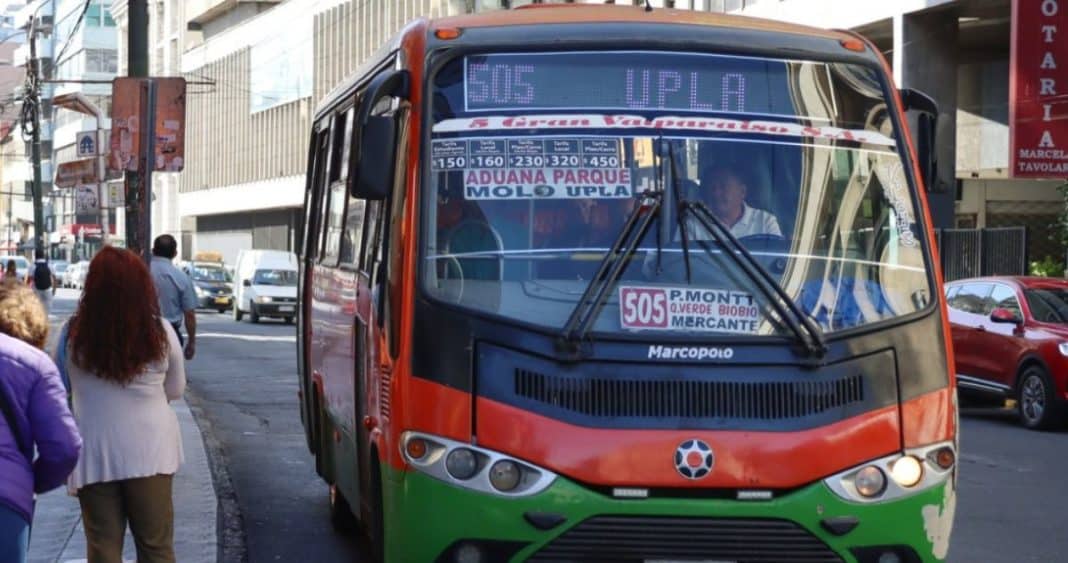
<box><xmin>299</xmin><ymin>127</ymin><xmax>330</xmax><ymax>452</ymax></box>
<box><xmin>312</xmin><ymin>106</ymin><xmax>365</xmax><ymax>504</ymax></box>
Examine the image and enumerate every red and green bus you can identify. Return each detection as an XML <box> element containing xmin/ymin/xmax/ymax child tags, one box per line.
<box><xmin>299</xmin><ymin>5</ymin><xmax>958</xmax><ymax>562</ymax></box>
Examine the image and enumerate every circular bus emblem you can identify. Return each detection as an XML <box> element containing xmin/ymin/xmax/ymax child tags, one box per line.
<box><xmin>674</xmin><ymin>439</ymin><xmax>714</xmax><ymax>480</ymax></box>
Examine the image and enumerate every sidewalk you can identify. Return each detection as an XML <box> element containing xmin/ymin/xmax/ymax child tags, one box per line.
<box><xmin>26</xmin><ymin>398</ymin><xmax>218</xmax><ymax>562</ymax></box>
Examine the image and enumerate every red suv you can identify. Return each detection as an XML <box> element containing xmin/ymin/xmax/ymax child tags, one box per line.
<box><xmin>945</xmin><ymin>276</ymin><xmax>1068</xmax><ymax>429</ymax></box>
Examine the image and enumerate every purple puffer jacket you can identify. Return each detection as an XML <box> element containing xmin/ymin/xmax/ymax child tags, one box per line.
<box><xmin>0</xmin><ymin>332</ymin><xmax>81</xmax><ymax>523</ymax></box>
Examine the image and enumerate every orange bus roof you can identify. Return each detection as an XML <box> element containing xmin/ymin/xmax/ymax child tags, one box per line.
<box><xmin>431</xmin><ymin>4</ymin><xmax>849</xmax><ymax>42</ymax></box>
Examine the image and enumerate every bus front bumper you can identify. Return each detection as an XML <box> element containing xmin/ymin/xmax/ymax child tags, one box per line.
<box><xmin>384</xmin><ymin>465</ymin><xmax>956</xmax><ymax>563</ymax></box>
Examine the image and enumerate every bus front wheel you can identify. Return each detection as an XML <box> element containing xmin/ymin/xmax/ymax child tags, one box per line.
<box><xmin>362</xmin><ymin>457</ymin><xmax>385</xmax><ymax>563</ymax></box>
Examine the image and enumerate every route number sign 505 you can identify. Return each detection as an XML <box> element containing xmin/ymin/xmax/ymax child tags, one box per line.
<box><xmin>620</xmin><ymin>287</ymin><xmax>668</xmax><ymax>329</ymax></box>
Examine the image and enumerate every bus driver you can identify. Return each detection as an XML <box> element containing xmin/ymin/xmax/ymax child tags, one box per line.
<box><xmin>697</xmin><ymin>164</ymin><xmax>782</xmax><ymax>238</ymax></box>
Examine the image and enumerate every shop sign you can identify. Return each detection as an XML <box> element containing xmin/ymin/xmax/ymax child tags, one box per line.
<box><xmin>1010</xmin><ymin>0</ymin><xmax>1068</xmax><ymax>177</ymax></box>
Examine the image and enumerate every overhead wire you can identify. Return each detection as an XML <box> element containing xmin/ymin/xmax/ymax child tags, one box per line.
<box><xmin>53</xmin><ymin>0</ymin><xmax>94</xmax><ymax>72</ymax></box>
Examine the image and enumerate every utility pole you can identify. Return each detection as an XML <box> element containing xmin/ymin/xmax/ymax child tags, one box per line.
<box><xmin>26</xmin><ymin>17</ymin><xmax>44</xmax><ymax>258</ymax></box>
<box><xmin>125</xmin><ymin>0</ymin><xmax>149</xmax><ymax>260</ymax></box>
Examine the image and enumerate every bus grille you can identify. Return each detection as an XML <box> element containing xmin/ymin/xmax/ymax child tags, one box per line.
<box><xmin>514</xmin><ymin>368</ymin><xmax>864</xmax><ymax>420</ymax></box>
<box><xmin>528</xmin><ymin>515</ymin><xmax>843</xmax><ymax>563</ymax></box>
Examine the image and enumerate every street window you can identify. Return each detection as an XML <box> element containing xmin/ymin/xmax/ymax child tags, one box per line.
<box><xmin>86</xmin><ymin>49</ymin><xmax>118</xmax><ymax>74</ymax></box>
<box><xmin>86</xmin><ymin>4</ymin><xmax>101</xmax><ymax>26</ymax></box>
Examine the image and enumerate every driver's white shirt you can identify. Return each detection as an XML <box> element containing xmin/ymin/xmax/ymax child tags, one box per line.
<box><xmin>688</xmin><ymin>203</ymin><xmax>782</xmax><ymax>239</ymax></box>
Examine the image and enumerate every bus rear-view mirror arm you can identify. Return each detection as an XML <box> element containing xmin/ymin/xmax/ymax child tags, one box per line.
<box><xmin>351</xmin><ymin>69</ymin><xmax>411</xmax><ymax>201</ymax></box>
<box><xmin>899</xmin><ymin>87</ymin><xmax>939</xmax><ymax>192</ymax></box>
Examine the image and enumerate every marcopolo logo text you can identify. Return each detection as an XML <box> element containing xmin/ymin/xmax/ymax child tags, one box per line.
<box><xmin>647</xmin><ymin>345</ymin><xmax>734</xmax><ymax>361</ymax></box>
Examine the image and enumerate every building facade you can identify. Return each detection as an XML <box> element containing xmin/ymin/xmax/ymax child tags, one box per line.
<box><xmin>726</xmin><ymin>0</ymin><xmax>1067</xmax><ymax>268</ymax></box>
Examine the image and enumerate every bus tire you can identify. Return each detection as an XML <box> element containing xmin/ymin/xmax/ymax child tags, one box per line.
<box><xmin>363</xmin><ymin>456</ymin><xmax>385</xmax><ymax>563</ymax></box>
<box><xmin>1017</xmin><ymin>365</ymin><xmax>1064</xmax><ymax>430</ymax></box>
<box><xmin>329</xmin><ymin>484</ymin><xmax>358</xmax><ymax>532</ymax></box>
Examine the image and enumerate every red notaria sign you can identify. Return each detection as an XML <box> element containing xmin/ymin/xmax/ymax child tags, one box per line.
<box><xmin>1011</xmin><ymin>0</ymin><xmax>1068</xmax><ymax>178</ymax></box>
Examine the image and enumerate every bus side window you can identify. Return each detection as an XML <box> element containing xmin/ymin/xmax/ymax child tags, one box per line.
<box><xmin>321</xmin><ymin>109</ymin><xmax>353</xmax><ymax>266</ymax></box>
<box><xmin>360</xmin><ymin>200</ymin><xmax>383</xmax><ymax>276</ymax></box>
<box><xmin>302</xmin><ymin>128</ymin><xmax>330</xmax><ymax>261</ymax></box>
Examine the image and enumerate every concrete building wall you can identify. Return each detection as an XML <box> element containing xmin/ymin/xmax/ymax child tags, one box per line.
<box><xmin>177</xmin><ymin>0</ymin><xmax>472</xmax><ymax>258</ymax></box>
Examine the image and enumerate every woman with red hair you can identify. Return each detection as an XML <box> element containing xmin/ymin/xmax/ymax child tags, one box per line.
<box><xmin>59</xmin><ymin>247</ymin><xmax>186</xmax><ymax>563</ymax></box>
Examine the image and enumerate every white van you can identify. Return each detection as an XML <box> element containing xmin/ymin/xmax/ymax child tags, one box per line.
<box><xmin>232</xmin><ymin>250</ymin><xmax>298</xmax><ymax>323</ymax></box>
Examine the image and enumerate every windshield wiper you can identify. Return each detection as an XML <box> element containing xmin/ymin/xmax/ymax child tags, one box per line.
<box><xmin>682</xmin><ymin>199</ymin><xmax>827</xmax><ymax>359</ymax></box>
<box><xmin>660</xmin><ymin>142</ymin><xmax>823</xmax><ymax>358</ymax></box>
<box><xmin>664</xmin><ymin>142</ymin><xmax>694</xmax><ymax>283</ymax></box>
<box><xmin>559</xmin><ymin>189</ymin><xmax>662</xmax><ymax>354</ymax></box>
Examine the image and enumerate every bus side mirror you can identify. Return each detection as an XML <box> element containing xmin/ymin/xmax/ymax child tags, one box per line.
<box><xmin>351</xmin><ymin>70</ymin><xmax>410</xmax><ymax>201</ymax></box>
<box><xmin>900</xmin><ymin>88</ymin><xmax>939</xmax><ymax>191</ymax></box>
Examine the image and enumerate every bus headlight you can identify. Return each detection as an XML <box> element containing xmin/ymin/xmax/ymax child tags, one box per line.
<box><xmin>255</xmin><ymin>296</ymin><xmax>273</xmax><ymax>304</ymax></box>
<box><xmin>824</xmin><ymin>441</ymin><xmax>955</xmax><ymax>503</ymax></box>
<box><xmin>854</xmin><ymin>466</ymin><xmax>886</xmax><ymax>497</ymax></box>
<box><xmin>400</xmin><ymin>431</ymin><xmax>556</xmax><ymax>497</ymax></box>
<box><xmin>445</xmin><ymin>449</ymin><xmax>478</xmax><ymax>480</ymax></box>
<box><xmin>488</xmin><ymin>460</ymin><xmax>521</xmax><ymax>492</ymax></box>
<box><xmin>890</xmin><ymin>455</ymin><xmax>923</xmax><ymax>487</ymax></box>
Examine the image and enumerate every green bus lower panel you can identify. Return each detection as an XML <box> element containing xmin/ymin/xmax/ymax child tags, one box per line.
<box><xmin>383</xmin><ymin>465</ymin><xmax>955</xmax><ymax>563</ymax></box>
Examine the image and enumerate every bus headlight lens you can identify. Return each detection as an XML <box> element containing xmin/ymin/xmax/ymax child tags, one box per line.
<box><xmin>256</xmin><ymin>296</ymin><xmax>273</xmax><ymax>304</ymax></box>
<box><xmin>488</xmin><ymin>460</ymin><xmax>521</xmax><ymax>491</ymax></box>
<box><xmin>890</xmin><ymin>455</ymin><xmax>923</xmax><ymax>487</ymax></box>
<box><xmin>445</xmin><ymin>448</ymin><xmax>478</xmax><ymax>480</ymax></box>
<box><xmin>854</xmin><ymin>466</ymin><xmax>886</xmax><ymax>497</ymax></box>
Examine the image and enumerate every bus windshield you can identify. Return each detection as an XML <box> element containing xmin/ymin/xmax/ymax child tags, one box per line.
<box><xmin>423</xmin><ymin>50</ymin><xmax>932</xmax><ymax>337</ymax></box>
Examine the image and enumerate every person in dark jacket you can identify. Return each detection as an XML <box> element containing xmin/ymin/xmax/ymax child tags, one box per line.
<box><xmin>0</xmin><ymin>284</ymin><xmax>82</xmax><ymax>563</ymax></box>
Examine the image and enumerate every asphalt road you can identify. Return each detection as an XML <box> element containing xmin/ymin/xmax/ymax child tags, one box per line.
<box><xmin>50</xmin><ymin>288</ymin><xmax>1068</xmax><ymax>562</ymax></box>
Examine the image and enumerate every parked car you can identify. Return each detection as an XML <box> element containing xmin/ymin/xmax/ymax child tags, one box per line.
<box><xmin>50</xmin><ymin>260</ymin><xmax>69</xmax><ymax>283</ymax></box>
<box><xmin>184</xmin><ymin>261</ymin><xmax>234</xmax><ymax>313</ymax></box>
<box><xmin>67</xmin><ymin>262</ymin><xmax>90</xmax><ymax>289</ymax></box>
<box><xmin>945</xmin><ymin>276</ymin><xmax>1068</xmax><ymax>429</ymax></box>
<box><xmin>232</xmin><ymin>250</ymin><xmax>298</xmax><ymax>324</ymax></box>
<box><xmin>0</xmin><ymin>255</ymin><xmax>29</xmax><ymax>281</ymax></box>
<box><xmin>62</xmin><ymin>262</ymin><xmax>79</xmax><ymax>288</ymax></box>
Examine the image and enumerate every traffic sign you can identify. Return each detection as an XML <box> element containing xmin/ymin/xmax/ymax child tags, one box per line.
<box><xmin>76</xmin><ymin>130</ymin><xmax>98</xmax><ymax>157</ymax></box>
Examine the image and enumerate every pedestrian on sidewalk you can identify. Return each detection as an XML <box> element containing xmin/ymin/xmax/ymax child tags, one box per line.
<box><xmin>2</xmin><ymin>260</ymin><xmax>18</xmax><ymax>287</ymax></box>
<box><xmin>149</xmin><ymin>234</ymin><xmax>197</xmax><ymax>360</ymax></box>
<box><xmin>26</xmin><ymin>251</ymin><xmax>56</xmax><ymax>316</ymax></box>
<box><xmin>0</xmin><ymin>285</ymin><xmax>82</xmax><ymax>563</ymax></box>
<box><xmin>62</xmin><ymin>247</ymin><xmax>186</xmax><ymax>563</ymax></box>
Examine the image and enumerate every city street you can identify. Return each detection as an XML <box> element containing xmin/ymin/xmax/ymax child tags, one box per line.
<box><xmin>44</xmin><ymin>288</ymin><xmax>1068</xmax><ymax>562</ymax></box>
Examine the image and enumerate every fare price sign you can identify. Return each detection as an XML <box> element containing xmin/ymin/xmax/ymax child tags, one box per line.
<box><xmin>432</xmin><ymin>136</ymin><xmax>634</xmax><ymax>200</ymax></box>
<box><xmin>1010</xmin><ymin>0</ymin><xmax>1068</xmax><ymax>177</ymax></box>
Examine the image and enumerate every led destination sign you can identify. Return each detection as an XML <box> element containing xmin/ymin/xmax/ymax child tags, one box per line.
<box><xmin>464</xmin><ymin>51</ymin><xmax>796</xmax><ymax>117</ymax></box>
